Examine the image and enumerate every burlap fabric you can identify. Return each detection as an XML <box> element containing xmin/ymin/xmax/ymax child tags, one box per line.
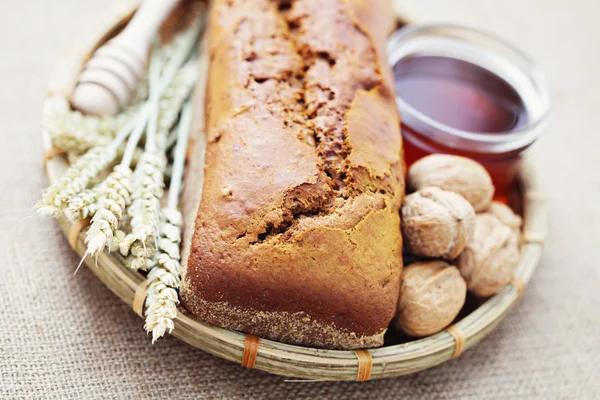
<box><xmin>1</xmin><ymin>0</ymin><xmax>599</xmax><ymax>398</ymax></box>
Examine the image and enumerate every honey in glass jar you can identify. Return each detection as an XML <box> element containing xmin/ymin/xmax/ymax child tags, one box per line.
<box><xmin>388</xmin><ymin>24</ymin><xmax>550</xmax><ymax>196</ymax></box>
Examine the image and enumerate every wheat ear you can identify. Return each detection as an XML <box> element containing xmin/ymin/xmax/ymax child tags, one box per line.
<box><xmin>47</xmin><ymin>75</ymin><xmax>148</xmax><ymax>154</ymax></box>
<box><xmin>36</xmin><ymin>146</ymin><xmax>116</xmax><ymax>216</ymax></box>
<box><xmin>81</xmin><ymin>165</ymin><xmax>133</xmax><ymax>259</ymax></box>
<box><xmin>144</xmin><ymin>100</ymin><xmax>192</xmax><ymax>342</ymax></box>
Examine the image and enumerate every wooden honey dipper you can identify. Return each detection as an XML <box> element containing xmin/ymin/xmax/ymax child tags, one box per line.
<box><xmin>71</xmin><ymin>0</ymin><xmax>181</xmax><ymax>116</ymax></box>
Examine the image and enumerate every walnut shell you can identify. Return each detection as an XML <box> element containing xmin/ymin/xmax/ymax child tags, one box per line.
<box><xmin>487</xmin><ymin>201</ymin><xmax>523</xmax><ymax>233</ymax></box>
<box><xmin>395</xmin><ymin>261</ymin><xmax>467</xmax><ymax>337</ymax></box>
<box><xmin>457</xmin><ymin>213</ymin><xmax>520</xmax><ymax>297</ymax></box>
<box><xmin>407</xmin><ymin>154</ymin><xmax>495</xmax><ymax>212</ymax></box>
<box><xmin>401</xmin><ymin>187</ymin><xmax>475</xmax><ymax>260</ymax></box>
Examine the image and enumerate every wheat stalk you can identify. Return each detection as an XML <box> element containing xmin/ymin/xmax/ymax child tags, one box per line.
<box><xmin>143</xmin><ymin>100</ymin><xmax>192</xmax><ymax>342</ymax></box>
<box><xmin>80</xmin><ymin>165</ymin><xmax>133</xmax><ymax>260</ymax></box>
<box><xmin>144</xmin><ymin>207</ymin><xmax>182</xmax><ymax>342</ymax></box>
<box><xmin>65</xmin><ymin>160</ymin><xmax>135</xmax><ymax>221</ymax></box>
<box><xmin>127</xmin><ymin>47</ymin><xmax>167</xmax><ymax>251</ymax></box>
<box><xmin>129</xmin><ymin>154</ymin><xmax>166</xmax><ymax>245</ymax></box>
<box><xmin>157</xmin><ymin>61</ymin><xmax>198</xmax><ymax>136</ymax></box>
<box><xmin>144</xmin><ymin>273</ymin><xmax>180</xmax><ymax>342</ymax></box>
<box><xmin>36</xmin><ymin>146</ymin><xmax>117</xmax><ymax>216</ymax></box>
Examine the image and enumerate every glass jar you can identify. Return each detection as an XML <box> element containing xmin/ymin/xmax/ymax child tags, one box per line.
<box><xmin>388</xmin><ymin>24</ymin><xmax>550</xmax><ymax>196</ymax></box>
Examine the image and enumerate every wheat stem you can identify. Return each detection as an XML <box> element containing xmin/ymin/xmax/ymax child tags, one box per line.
<box><xmin>167</xmin><ymin>100</ymin><xmax>192</xmax><ymax>209</ymax></box>
<box><xmin>143</xmin><ymin>99</ymin><xmax>192</xmax><ymax>342</ymax></box>
<box><xmin>146</xmin><ymin>43</ymin><xmax>162</xmax><ymax>154</ymax></box>
<box><xmin>119</xmin><ymin>53</ymin><xmax>162</xmax><ymax>168</ymax></box>
<box><xmin>158</xmin><ymin>18</ymin><xmax>203</xmax><ymax>93</ymax></box>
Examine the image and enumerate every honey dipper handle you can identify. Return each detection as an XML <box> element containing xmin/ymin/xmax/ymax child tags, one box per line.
<box><xmin>71</xmin><ymin>0</ymin><xmax>180</xmax><ymax>116</ymax></box>
<box><xmin>116</xmin><ymin>0</ymin><xmax>180</xmax><ymax>52</ymax></box>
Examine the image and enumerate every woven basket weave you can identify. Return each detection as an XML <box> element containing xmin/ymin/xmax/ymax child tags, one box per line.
<box><xmin>41</xmin><ymin>0</ymin><xmax>547</xmax><ymax>381</ymax></box>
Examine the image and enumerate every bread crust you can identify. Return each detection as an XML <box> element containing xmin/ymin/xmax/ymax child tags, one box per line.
<box><xmin>181</xmin><ymin>0</ymin><xmax>404</xmax><ymax>349</ymax></box>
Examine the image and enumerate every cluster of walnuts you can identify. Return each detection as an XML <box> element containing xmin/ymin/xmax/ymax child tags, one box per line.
<box><xmin>395</xmin><ymin>154</ymin><xmax>523</xmax><ymax>338</ymax></box>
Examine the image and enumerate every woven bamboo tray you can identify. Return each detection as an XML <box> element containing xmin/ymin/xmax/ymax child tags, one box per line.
<box><xmin>41</xmin><ymin>0</ymin><xmax>547</xmax><ymax>381</ymax></box>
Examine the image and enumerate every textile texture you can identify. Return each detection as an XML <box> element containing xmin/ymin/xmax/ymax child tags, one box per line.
<box><xmin>0</xmin><ymin>0</ymin><xmax>598</xmax><ymax>398</ymax></box>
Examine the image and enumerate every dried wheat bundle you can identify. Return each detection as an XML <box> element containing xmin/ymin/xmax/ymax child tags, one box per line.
<box><xmin>80</xmin><ymin>48</ymin><xmax>166</xmax><ymax>267</ymax></box>
<box><xmin>39</xmin><ymin>18</ymin><xmax>203</xmax><ymax>344</ymax></box>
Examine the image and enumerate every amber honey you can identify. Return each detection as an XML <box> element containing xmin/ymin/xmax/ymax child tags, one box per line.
<box><xmin>388</xmin><ymin>25</ymin><xmax>550</xmax><ymax>196</ymax></box>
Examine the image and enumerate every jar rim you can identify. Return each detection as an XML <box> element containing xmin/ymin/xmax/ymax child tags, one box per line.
<box><xmin>388</xmin><ymin>23</ymin><xmax>551</xmax><ymax>154</ymax></box>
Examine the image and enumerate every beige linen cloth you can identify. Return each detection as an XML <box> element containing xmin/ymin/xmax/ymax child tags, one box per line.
<box><xmin>1</xmin><ymin>0</ymin><xmax>598</xmax><ymax>398</ymax></box>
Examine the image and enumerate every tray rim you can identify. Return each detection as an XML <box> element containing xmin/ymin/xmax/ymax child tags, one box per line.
<box><xmin>41</xmin><ymin>0</ymin><xmax>548</xmax><ymax>381</ymax></box>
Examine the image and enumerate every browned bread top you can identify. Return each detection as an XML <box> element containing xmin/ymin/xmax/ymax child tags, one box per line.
<box><xmin>181</xmin><ymin>0</ymin><xmax>404</xmax><ymax>349</ymax></box>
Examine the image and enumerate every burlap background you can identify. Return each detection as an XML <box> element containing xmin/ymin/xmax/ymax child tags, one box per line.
<box><xmin>1</xmin><ymin>0</ymin><xmax>598</xmax><ymax>398</ymax></box>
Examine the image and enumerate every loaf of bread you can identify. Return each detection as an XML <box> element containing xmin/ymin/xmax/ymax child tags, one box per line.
<box><xmin>181</xmin><ymin>0</ymin><xmax>404</xmax><ymax>349</ymax></box>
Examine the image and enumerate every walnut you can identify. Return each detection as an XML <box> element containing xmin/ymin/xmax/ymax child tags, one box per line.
<box><xmin>401</xmin><ymin>187</ymin><xmax>475</xmax><ymax>260</ymax></box>
<box><xmin>407</xmin><ymin>154</ymin><xmax>495</xmax><ymax>212</ymax></box>
<box><xmin>487</xmin><ymin>201</ymin><xmax>523</xmax><ymax>233</ymax></box>
<box><xmin>457</xmin><ymin>213</ymin><xmax>520</xmax><ymax>297</ymax></box>
<box><xmin>395</xmin><ymin>261</ymin><xmax>467</xmax><ymax>337</ymax></box>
